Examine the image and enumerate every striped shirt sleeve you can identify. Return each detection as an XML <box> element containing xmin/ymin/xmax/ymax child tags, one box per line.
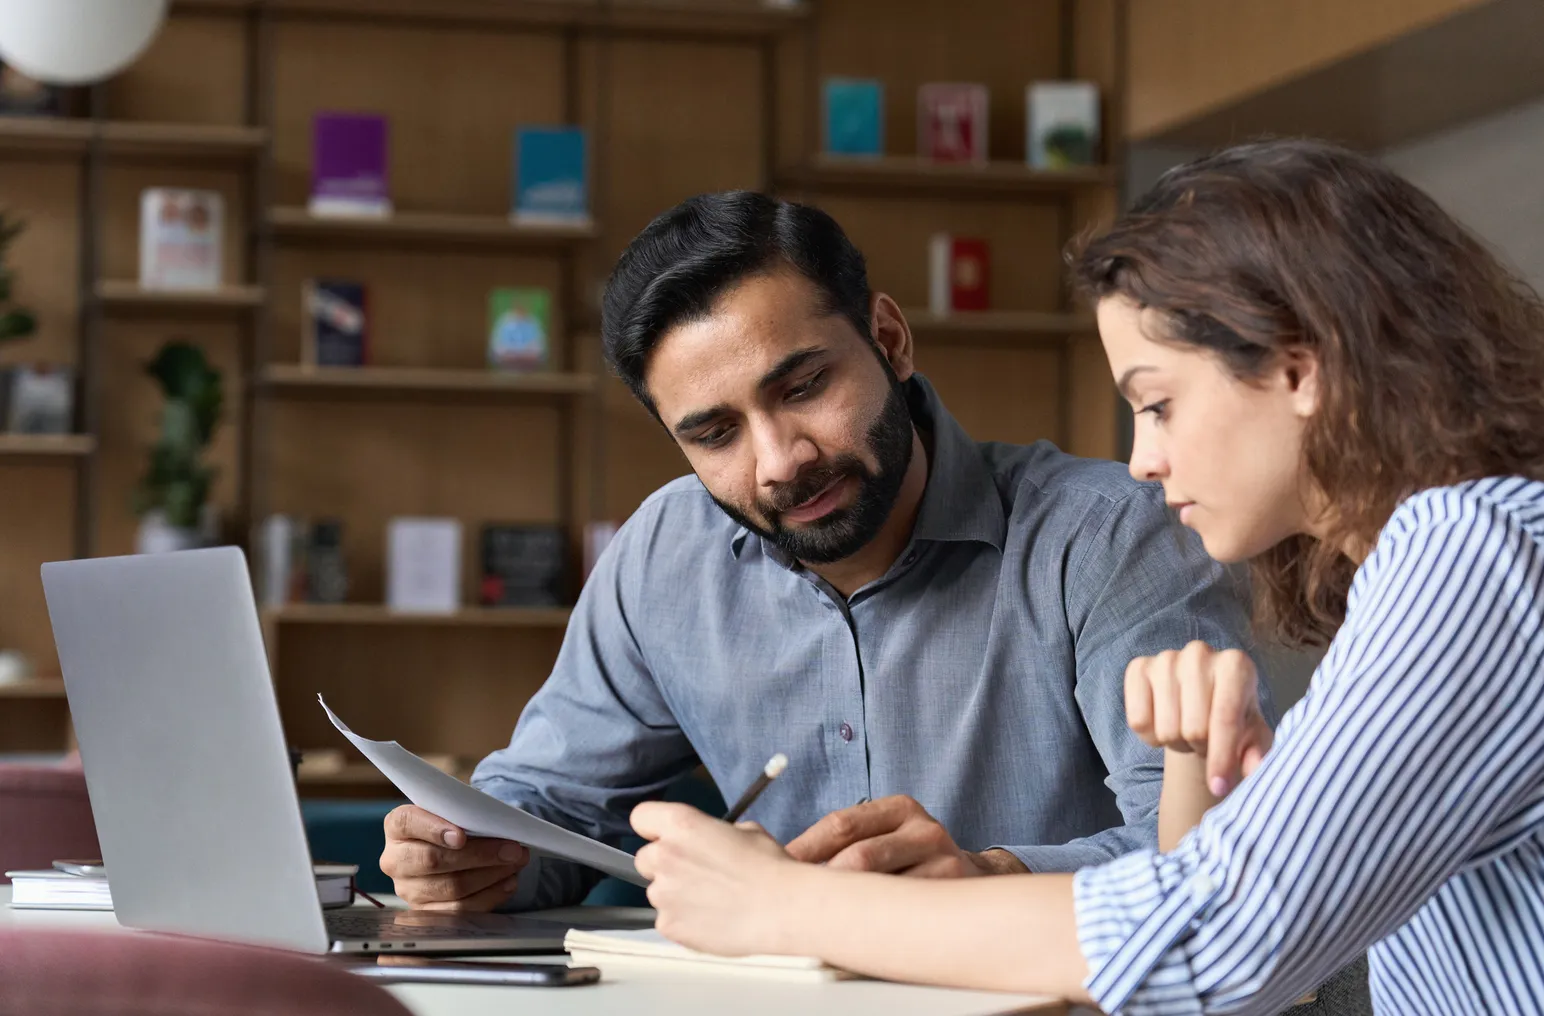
<box><xmin>1072</xmin><ymin>484</ymin><xmax>1544</xmax><ymax>1015</ymax></box>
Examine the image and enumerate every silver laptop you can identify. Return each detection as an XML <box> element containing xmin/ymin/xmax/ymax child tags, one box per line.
<box><xmin>41</xmin><ymin>546</ymin><xmax>641</xmax><ymax>955</ymax></box>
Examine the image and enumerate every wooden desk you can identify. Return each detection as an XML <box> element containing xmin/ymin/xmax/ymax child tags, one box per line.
<box><xmin>0</xmin><ymin>886</ymin><xmax>1069</xmax><ymax>1015</ymax></box>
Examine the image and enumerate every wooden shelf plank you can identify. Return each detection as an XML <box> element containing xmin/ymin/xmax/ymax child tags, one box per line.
<box><xmin>97</xmin><ymin>280</ymin><xmax>266</xmax><ymax>311</ymax></box>
<box><xmin>268</xmin><ymin>206</ymin><xmax>597</xmax><ymax>248</ymax></box>
<box><xmin>198</xmin><ymin>0</ymin><xmax>807</xmax><ymax>38</ymax></box>
<box><xmin>0</xmin><ymin>678</ymin><xmax>68</xmax><ymax>699</ymax></box>
<box><xmin>296</xmin><ymin>763</ymin><xmax>395</xmax><ymax>786</ymax></box>
<box><xmin>778</xmin><ymin>156</ymin><xmax>1116</xmax><ymax>200</ymax></box>
<box><xmin>905</xmin><ymin>309</ymin><xmax>1096</xmax><ymax>337</ymax></box>
<box><xmin>99</xmin><ymin>121</ymin><xmax>267</xmax><ymax>159</ymax></box>
<box><xmin>0</xmin><ymin>434</ymin><xmax>96</xmax><ymax>458</ymax></box>
<box><xmin>261</xmin><ymin>364</ymin><xmax>597</xmax><ymax>398</ymax></box>
<box><xmin>266</xmin><ymin>604</ymin><xmax>573</xmax><ymax>628</ymax></box>
<box><xmin>0</xmin><ymin>116</ymin><xmax>266</xmax><ymax>160</ymax></box>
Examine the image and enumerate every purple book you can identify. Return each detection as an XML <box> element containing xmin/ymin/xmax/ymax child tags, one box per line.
<box><xmin>310</xmin><ymin>112</ymin><xmax>391</xmax><ymax>217</ymax></box>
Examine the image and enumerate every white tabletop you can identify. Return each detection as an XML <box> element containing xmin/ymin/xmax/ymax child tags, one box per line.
<box><xmin>0</xmin><ymin>885</ymin><xmax>1068</xmax><ymax>1016</ymax></box>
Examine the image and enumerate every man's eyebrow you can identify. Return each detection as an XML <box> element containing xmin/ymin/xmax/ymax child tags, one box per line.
<box><xmin>672</xmin><ymin>348</ymin><xmax>828</xmax><ymax>437</ymax></box>
<box><xmin>755</xmin><ymin>347</ymin><xmax>825</xmax><ymax>392</ymax></box>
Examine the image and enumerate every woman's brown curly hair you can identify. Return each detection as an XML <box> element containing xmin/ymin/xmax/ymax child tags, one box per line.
<box><xmin>1070</xmin><ymin>138</ymin><xmax>1544</xmax><ymax>647</ymax></box>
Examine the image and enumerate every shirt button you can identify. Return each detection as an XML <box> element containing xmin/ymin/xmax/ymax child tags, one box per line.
<box><xmin>838</xmin><ymin>722</ymin><xmax>854</xmax><ymax>742</ymax></box>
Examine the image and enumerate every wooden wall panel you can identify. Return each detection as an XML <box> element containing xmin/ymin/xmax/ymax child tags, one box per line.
<box><xmin>99</xmin><ymin>165</ymin><xmax>250</xmax><ymax>285</ymax></box>
<box><xmin>274</xmin><ymin>625</ymin><xmax>562</xmax><ymax>760</ymax></box>
<box><xmin>0</xmin><ymin>699</ymin><xmax>71</xmax><ymax>753</ymax></box>
<box><xmin>1126</xmin><ymin>0</ymin><xmax>1486</xmax><ymax>140</ymax></box>
<box><xmin>596</xmin><ymin>37</ymin><xmax>766</xmax><ymax>520</ymax></box>
<box><xmin>269</xmin><ymin>21</ymin><xmax>567</xmax><ymax>213</ymax></box>
<box><xmin>913</xmin><ymin>346</ymin><xmax>1063</xmax><ymax>445</ymax></box>
<box><xmin>0</xmin><ymin>163</ymin><xmax>81</xmax><ymax>368</ymax></box>
<box><xmin>94</xmin><ymin>319</ymin><xmax>245</xmax><ymax>557</ymax></box>
<box><xmin>0</xmin><ymin>463</ymin><xmax>77</xmax><ymax>674</ymax></box>
<box><xmin>105</xmin><ymin>12</ymin><xmax>250</xmax><ymax>125</ymax></box>
<box><xmin>265</xmin><ymin>401</ymin><xmax>562</xmax><ymax>603</ymax></box>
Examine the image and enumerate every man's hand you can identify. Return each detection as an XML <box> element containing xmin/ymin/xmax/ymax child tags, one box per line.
<box><xmin>784</xmin><ymin>796</ymin><xmax>1024</xmax><ymax>877</ymax></box>
<box><xmin>380</xmin><ymin>804</ymin><xmax>530</xmax><ymax>911</ymax></box>
<box><xmin>1125</xmin><ymin>641</ymin><xmax>1274</xmax><ymax>797</ymax></box>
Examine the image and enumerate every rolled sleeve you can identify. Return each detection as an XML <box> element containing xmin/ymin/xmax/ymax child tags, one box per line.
<box><xmin>1074</xmin><ymin>849</ymin><xmax>1227</xmax><ymax>1015</ymax></box>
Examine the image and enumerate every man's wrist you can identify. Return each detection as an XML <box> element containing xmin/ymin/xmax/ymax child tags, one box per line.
<box><xmin>968</xmin><ymin>848</ymin><xmax>1029</xmax><ymax>876</ymax></box>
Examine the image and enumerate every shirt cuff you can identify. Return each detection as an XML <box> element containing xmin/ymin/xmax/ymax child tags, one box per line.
<box><xmin>496</xmin><ymin>853</ymin><xmax>545</xmax><ymax>912</ymax></box>
<box><xmin>988</xmin><ymin>843</ymin><xmax>1116</xmax><ymax>874</ymax></box>
<box><xmin>1073</xmin><ymin>849</ymin><xmax>1222</xmax><ymax>1015</ymax></box>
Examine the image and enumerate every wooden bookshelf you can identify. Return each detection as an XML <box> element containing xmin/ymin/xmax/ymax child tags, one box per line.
<box><xmin>0</xmin><ymin>678</ymin><xmax>68</xmax><ymax>699</ymax></box>
<box><xmin>778</xmin><ymin>156</ymin><xmax>1117</xmax><ymax>200</ymax></box>
<box><xmin>96</xmin><ymin>280</ymin><xmax>266</xmax><ymax>311</ymax></box>
<box><xmin>266</xmin><ymin>604</ymin><xmax>573</xmax><ymax>628</ymax></box>
<box><xmin>267</xmin><ymin>207</ymin><xmax>598</xmax><ymax>248</ymax></box>
<box><xmin>905</xmin><ymin>309</ymin><xmax>1097</xmax><ymax>342</ymax></box>
<box><xmin>261</xmin><ymin>364</ymin><xmax>597</xmax><ymax>398</ymax></box>
<box><xmin>295</xmin><ymin>763</ymin><xmax>395</xmax><ymax>787</ymax></box>
<box><xmin>0</xmin><ymin>434</ymin><xmax>96</xmax><ymax>459</ymax></box>
<box><xmin>0</xmin><ymin>116</ymin><xmax>93</xmax><ymax>155</ymax></box>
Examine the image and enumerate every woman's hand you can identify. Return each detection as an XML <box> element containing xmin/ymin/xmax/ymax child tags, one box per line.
<box><xmin>1126</xmin><ymin>641</ymin><xmax>1274</xmax><ymax>797</ymax></box>
<box><xmin>632</xmin><ymin>802</ymin><xmax>808</xmax><ymax>957</ymax></box>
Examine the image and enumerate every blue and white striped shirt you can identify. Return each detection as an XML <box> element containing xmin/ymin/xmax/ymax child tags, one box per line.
<box><xmin>1074</xmin><ymin>477</ymin><xmax>1544</xmax><ymax>1015</ymax></box>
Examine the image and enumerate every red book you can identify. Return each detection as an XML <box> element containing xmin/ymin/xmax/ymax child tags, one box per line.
<box><xmin>929</xmin><ymin>234</ymin><xmax>990</xmax><ymax>314</ymax></box>
<box><xmin>917</xmin><ymin>83</ymin><xmax>988</xmax><ymax>163</ymax></box>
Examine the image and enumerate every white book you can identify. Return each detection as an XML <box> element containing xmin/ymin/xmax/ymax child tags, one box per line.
<box><xmin>6</xmin><ymin>866</ymin><xmax>356</xmax><ymax>911</ymax></box>
<box><xmin>563</xmin><ymin>928</ymin><xmax>859</xmax><ymax>982</ymax></box>
<box><xmin>138</xmin><ymin>187</ymin><xmax>224</xmax><ymax>291</ymax></box>
<box><xmin>386</xmin><ymin>517</ymin><xmax>462</xmax><ymax>614</ymax></box>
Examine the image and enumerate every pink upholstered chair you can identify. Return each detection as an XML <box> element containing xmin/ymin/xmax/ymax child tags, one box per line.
<box><xmin>0</xmin><ymin>928</ymin><xmax>413</xmax><ymax>1015</ymax></box>
<box><xmin>0</xmin><ymin>762</ymin><xmax>100</xmax><ymax>882</ymax></box>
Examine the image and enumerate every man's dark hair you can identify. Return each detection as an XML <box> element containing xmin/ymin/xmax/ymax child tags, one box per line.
<box><xmin>600</xmin><ymin>191</ymin><xmax>872</xmax><ymax>413</ymax></box>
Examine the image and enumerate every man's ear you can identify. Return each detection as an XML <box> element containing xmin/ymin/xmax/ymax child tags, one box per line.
<box><xmin>870</xmin><ymin>293</ymin><xmax>915</xmax><ymax>382</ymax></box>
<box><xmin>1280</xmin><ymin>345</ymin><xmax>1321</xmax><ymax>418</ymax></box>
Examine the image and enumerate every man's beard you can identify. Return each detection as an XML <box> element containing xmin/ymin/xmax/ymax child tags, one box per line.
<box><xmin>711</xmin><ymin>377</ymin><xmax>914</xmax><ymax>565</ymax></box>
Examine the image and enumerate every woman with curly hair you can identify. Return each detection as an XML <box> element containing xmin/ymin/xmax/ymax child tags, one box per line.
<box><xmin>628</xmin><ymin>139</ymin><xmax>1544</xmax><ymax>1014</ymax></box>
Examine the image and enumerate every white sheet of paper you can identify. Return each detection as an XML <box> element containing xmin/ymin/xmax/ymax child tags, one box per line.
<box><xmin>318</xmin><ymin>696</ymin><xmax>646</xmax><ymax>887</ymax></box>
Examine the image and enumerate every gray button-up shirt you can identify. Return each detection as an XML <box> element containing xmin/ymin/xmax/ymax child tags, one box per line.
<box><xmin>473</xmin><ymin>375</ymin><xmax>1262</xmax><ymax>909</ymax></box>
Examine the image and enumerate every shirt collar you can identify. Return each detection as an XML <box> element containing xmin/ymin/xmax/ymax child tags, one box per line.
<box><xmin>728</xmin><ymin>372</ymin><xmax>1006</xmax><ymax>559</ymax></box>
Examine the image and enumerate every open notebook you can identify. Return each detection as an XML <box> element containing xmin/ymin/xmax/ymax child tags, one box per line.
<box><xmin>564</xmin><ymin>928</ymin><xmax>859</xmax><ymax>982</ymax></box>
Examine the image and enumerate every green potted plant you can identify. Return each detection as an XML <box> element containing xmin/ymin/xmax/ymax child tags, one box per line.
<box><xmin>133</xmin><ymin>340</ymin><xmax>223</xmax><ymax>554</ymax></box>
<box><xmin>0</xmin><ymin>211</ymin><xmax>38</xmax><ymax>346</ymax></box>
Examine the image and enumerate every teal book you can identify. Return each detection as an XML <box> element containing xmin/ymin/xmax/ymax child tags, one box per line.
<box><xmin>488</xmin><ymin>287</ymin><xmax>551</xmax><ymax>371</ymax></box>
<box><xmin>512</xmin><ymin>126</ymin><xmax>590</xmax><ymax>226</ymax></box>
<box><xmin>822</xmin><ymin>78</ymin><xmax>883</xmax><ymax>157</ymax></box>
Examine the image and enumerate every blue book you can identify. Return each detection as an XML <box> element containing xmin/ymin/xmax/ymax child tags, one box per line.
<box><xmin>823</xmin><ymin>78</ymin><xmax>883</xmax><ymax>157</ymax></box>
<box><xmin>513</xmin><ymin>126</ymin><xmax>590</xmax><ymax>226</ymax></box>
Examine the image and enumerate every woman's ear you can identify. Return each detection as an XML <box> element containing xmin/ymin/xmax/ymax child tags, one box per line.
<box><xmin>1281</xmin><ymin>346</ymin><xmax>1321</xmax><ymax>418</ymax></box>
<box><xmin>870</xmin><ymin>293</ymin><xmax>915</xmax><ymax>381</ymax></box>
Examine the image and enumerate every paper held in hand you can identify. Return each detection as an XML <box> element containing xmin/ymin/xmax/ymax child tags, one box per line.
<box><xmin>318</xmin><ymin>696</ymin><xmax>646</xmax><ymax>887</ymax></box>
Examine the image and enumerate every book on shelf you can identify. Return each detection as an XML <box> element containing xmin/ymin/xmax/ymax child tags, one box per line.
<box><xmin>6</xmin><ymin>863</ymin><xmax>357</xmax><ymax>912</ymax></box>
<box><xmin>138</xmin><ymin>188</ymin><xmax>224</xmax><ymax>291</ymax></box>
<box><xmin>257</xmin><ymin>515</ymin><xmax>348</xmax><ymax>608</ymax></box>
<box><xmin>512</xmin><ymin>126</ymin><xmax>590</xmax><ymax>227</ymax></box>
<box><xmin>310</xmin><ymin>112</ymin><xmax>391</xmax><ymax>218</ymax></box>
<box><xmin>928</xmin><ymin>234</ymin><xmax>990</xmax><ymax>315</ymax></box>
<box><xmin>387</xmin><ymin>517</ymin><xmax>463</xmax><ymax>614</ymax></box>
<box><xmin>302</xmin><ymin>279</ymin><xmax>369</xmax><ymax>367</ymax></box>
<box><xmin>487</xmin><ymin>287</ymin><xmax>551</xmax><ymax>371</ymax></box>
<box><xmin>821</xmin><ymin>77</ymin><xmax>883</xmax><ymax>157</ymax></box>
<box><xmin>1026</xmin><ymin>81</ymin><xmax>1100</xmax><ymax>169</ymax></box>
<box><xmin>918</xmin><ymin>83</ymin><xmax>988</xmax><ymax>164</ymax></box>
<box><xmin>479</xmin><ymin>524</ymin><xmax>566</xmax><ymax>608</ymax></box>
<box><xmin>0</xmin><ymin>364</ymin><xmax>74</xmax><ymax>434</ymax></box>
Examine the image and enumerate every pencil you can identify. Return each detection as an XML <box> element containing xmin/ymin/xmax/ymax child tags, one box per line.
<box><xmin>723</xmin><ymin>753</ymin><xmax>788</xmax><ymax>823</ymax></box>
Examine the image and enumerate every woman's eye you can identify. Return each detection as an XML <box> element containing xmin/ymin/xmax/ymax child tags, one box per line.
<box><xmin>1137</xmin><ymin>399</ymin><xmax>1170</xmax><ymax>422</ymax></box>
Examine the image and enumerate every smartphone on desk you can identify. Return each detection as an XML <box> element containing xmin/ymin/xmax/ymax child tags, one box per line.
<box><xmin>348</xmin><ymin>959</ymin><xmax>600</xmax><ymax>988</ymax></box>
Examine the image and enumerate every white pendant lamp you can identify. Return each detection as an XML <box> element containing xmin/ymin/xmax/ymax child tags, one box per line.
<box><xmin>0</xmin><ymin>0</ymin><xmax>169</xmax><ymax>86</ymax></box>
